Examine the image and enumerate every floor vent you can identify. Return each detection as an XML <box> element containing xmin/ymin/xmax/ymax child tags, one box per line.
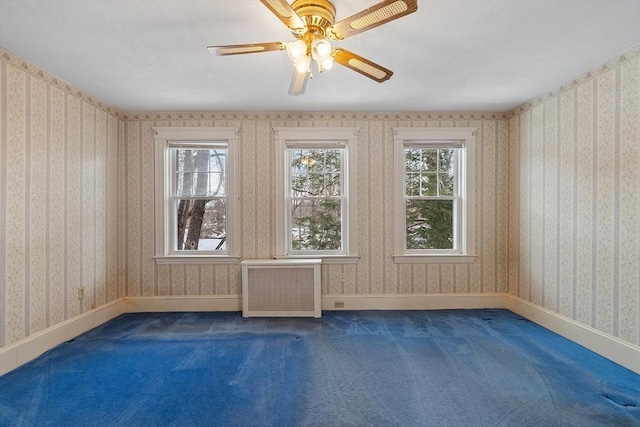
<box><xmin>241</xmin><ymin>259</ymin><xmax>322</xmax><ymax>318</ymax></box>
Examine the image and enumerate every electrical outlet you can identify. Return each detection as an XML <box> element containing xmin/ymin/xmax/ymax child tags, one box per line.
<box><xmin>334</xmin><ymin>301</ymin><xmax>344</xmax><ymax>308</ymax></box>
<box><xmin>77</xmin><ymin>288</ymin><xmax>85</xmax><ymax>300</ymax></box>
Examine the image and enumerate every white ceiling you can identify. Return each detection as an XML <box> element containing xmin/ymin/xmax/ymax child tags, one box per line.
<box><xmin>1</xmin><ymin>0</ymin><xmax>638</xmax><ymax>113</ymax></box>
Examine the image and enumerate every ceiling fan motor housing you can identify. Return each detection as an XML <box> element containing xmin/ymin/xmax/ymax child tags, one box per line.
<box><xmin>291</xmin><ymin>0</ymin><xmax>336</xmax><ymax>36</ymax></box>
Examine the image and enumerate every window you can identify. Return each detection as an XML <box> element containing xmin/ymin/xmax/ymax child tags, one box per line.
<box><xmin>393</xmin><ymin>127</ymin><xmax>476</xmax><ymax>263</ymax></box>
<box><xmin>153</xmin><ymin>127</ymin><xmax>239</xmax><ymax>264</ymax></box>
<box><xmin>275</xmin><ymin>128</ymin><xmax>359</xmax><ymax>263</ymax></box>
<box><xmin>289</xmin><ymin>148</ymin><xmax>344</xmax><ymax>251</ymax></box>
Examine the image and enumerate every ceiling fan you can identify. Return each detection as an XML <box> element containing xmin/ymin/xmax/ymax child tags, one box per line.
<box><xmin>207</xmin><ymin>0</ymin><xmax>418</xmax><ymax>95</ymax></box>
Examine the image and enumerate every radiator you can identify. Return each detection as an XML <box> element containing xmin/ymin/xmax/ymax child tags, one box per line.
<box><xmin>241</xmin><ymin>259</ymin><xmax>322</xmax><ymax>318</ymax></box>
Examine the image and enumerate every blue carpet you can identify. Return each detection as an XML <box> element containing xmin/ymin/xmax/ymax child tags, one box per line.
<box><xmin>0</xmin><ymin>309</ymin><xmax>638</xmax><ymax>426</ymax></box>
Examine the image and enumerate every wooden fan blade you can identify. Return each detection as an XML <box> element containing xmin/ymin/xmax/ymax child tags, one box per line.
<box><xmin>207</xmin><ymin>42</ymin><xmax>285</xmax><ymax>56</ymax></box>
<box><xmin>332</xmin><ymin>48</ymin><xmax>393</xmax><ymax>83</ymax></box>
<box><xmin>326</xmin><ymin>0</ymin><xmax>418</xmax><ymax>40</ymax></box>
<box><xmin>260</xmin><ymin>0</ymin><xmax>306</xmax><ymax>34</ymax></box>
<box><xmin>288</xmin><ymin>69</ymin><xmax>310</xmax><ymax>96</ymax></box>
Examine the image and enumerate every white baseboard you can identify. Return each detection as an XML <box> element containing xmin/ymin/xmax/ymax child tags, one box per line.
<box><xmin>322</xmin><ymin>293</ymin><xmax>509</xmax><ymax>310</ymax></box>
<box><xmin>0</xmin><ymin>298</ymin><xmax>125</xmax><ymax>376</ymax></box>
<box><xmin>2</xmin><ymin>293</ymin><xmax>638</xmax><ymax>376</ymax></box>
<box><xmin>505</xmin><ymin>295</ymin><xmax>640</xmax><ymax>374</ymax></box>
<box><xmin>124</xmin><ymin>295</ymin><xmax>241</xmax><ymax>312</ymax></box>
<box><xmin>124</xmin><ymin>293</ymin><xmax>508</xmax><ymax>313</ymax></box>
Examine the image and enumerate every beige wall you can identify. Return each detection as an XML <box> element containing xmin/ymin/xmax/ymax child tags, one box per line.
<box><xmin>123</xmin><ymin>113</ymin><xmax>510</xmax><ymax>298</ymax></box>
<box><xmin>0</xmin><ymin>50</ymin><xmax>125</xmax><ymax>348</ymax></box>
<box><xmin>2</xmin><ymin>42</ymin><xmax>638</xmax><ymax>352</ymax></box>
<box><xmin>507</xmin><ymin>45</ymin><xmax>640</xmax><ymax>347</ymax></box>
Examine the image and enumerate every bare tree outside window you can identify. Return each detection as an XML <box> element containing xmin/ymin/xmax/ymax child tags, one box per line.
<box><xmin>174</xmin><ymin>149</ymin><xmax>227</xmax><ymax>251</ymax></box>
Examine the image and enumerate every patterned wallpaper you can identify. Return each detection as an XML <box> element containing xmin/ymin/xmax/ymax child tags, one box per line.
<box><xmin>122</xmin><ymin>113</ymin><xmax>510</xmax><ymax>299</ymax></box>
<box><xmin>0</xmin><ymin>50</ymin><xmax>125</xmax><ymax>348</ymax></box>
<box><xmin>507</xmin><ymin>45</ymin><xmax>640</xmax><ymax>347</ymax></box>
<box><xmin>3</xmin><ymin>41</ymin><xmax>638</xmax><ymax>352</ymax></box>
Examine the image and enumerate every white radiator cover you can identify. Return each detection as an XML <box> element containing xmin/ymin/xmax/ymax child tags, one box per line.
<box><xmin>241</xmin><ymin>259</ymin><xmax>322</xmax><ymax>318</ymax></box>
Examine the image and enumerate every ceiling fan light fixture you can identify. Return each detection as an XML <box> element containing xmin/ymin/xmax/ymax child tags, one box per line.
<box><xmin>295</xmin><ymin>55</ymin><xmax>312</xmax><ymax>73</ymax></box>
<box><xmin>321</xmin><ymin>57</ymin><xmax>334</xmax><ymax>70</ymax></box>
<box><xmin>286</xmin><ymin>40</ymin><xmax>307</xmax><ymax>61</ymax></box>
<box><xmin>311</xmin><ymin>38</ymin><xmax>332</xmax><ymax>61</ymax></box>
<box><xmin>213</xmin><ymin>0</ymin><xmax>419</xmax><ymax>95</ymax></box>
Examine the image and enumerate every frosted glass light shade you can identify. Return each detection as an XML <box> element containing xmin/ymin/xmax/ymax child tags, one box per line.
<box><xmin>295</xmin><ymin>55</ymin><xmax>312</xmax><ymax>73</ymax></box>
<box><xmin>286</xmin><ymin>40</ymin><xmax>307</xmax><ymax>61</ymax></box>
<box><xmin>321</xmin><ymin>58</ymin><xmax>334</xmax><ymax>70</ymax></box>
<box><xmin>311</xmin><ymin>38</ymin><xmax>332</xmax><ymax>61</ymax></box>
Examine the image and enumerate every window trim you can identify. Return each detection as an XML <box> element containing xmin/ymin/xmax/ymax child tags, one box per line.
<box><xmin>153</xmin><ymin>127</ymin><xmax>240</xmax><ymax>264</ymax></box>
<box><xmin>393</xmin><ymin>127</ymin><xmax>477</xmax><ymax>264</ymax></box>
<box><xmin>274</xmin><ymin>127</ymin><xmax>359</xmax><ymax>264</ymax></box>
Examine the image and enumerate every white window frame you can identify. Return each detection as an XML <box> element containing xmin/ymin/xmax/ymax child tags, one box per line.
<box><xmin>275</xmin><ymin>127</ymin><xmax>359</xmax><ymax>264</ymax></box>
<box><xmin>393</xmin><ymin>127</ymin><xmax>477</xmax><ymax>263</ymax></box>
<box><xmin>153</xmin><ymin>127</ymin><xmax>240</xmax><ymax>264</ymax></box>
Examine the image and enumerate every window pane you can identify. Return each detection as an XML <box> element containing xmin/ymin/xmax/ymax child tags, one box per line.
<box><xmin>292</xmin><ymin>149</ymin><xmax>322</xmax><ymax>172</ymax></box>
<box><xmin>421</xmin><ymin>173</ymin><xmax>438</xmax><ymax>196</ymax></box>
<box><xmin>438</xmin><ymin>149</ymin><xmax>455</xmax><ymax>196</ymax></box>
<box><xmin>176</xmin><ymin>172</ymin><xmax>193</xmax><ymax>196</ymax></box>
<box><xmin>175</xmin><ymin>199</ymin><xmax>226</xmax><ymax>251</ymax></box>
<box><xmin>175</xmin><ymin>149</ymin><xmax>226</xmax><ymax>196</ymax></box>
<box><xmin>291</xmin><ymin>199</ymin><xmax>341</xmax><ymax>251</ymax></box>
<box><xmin>291</xmin><ymin>173</ymin><xmax>328</xmax><ymax>197</ymax></box>
<box><xmin>290</xmin><ymin>149</ymin><xmax>342</xmax><ymax>197</ymax></box>
<box><xmin>406</xmin><ymin>173</ymin><xmax>420</xmax><ymax>196</ymax></box>
<box><xmin>439</xmin><ymin>172</ymin><xmax>455</xmax><ymax>196</ymax></box>
<box><xmin>404</xmin><ymin>148</ymin><xmax>457</xmax><ymax>197</ymax></box>
<box><xmin>323</xmin><ymin>149</ymin><xmax>342</xmax><ymax>172</ymax></box>
<box><xmin>291</xmin><ymin>173</ymin><xmax>310</xmax><ymax>197</ymax></box>
<box><xmin>324</xmin><ymin>172</ymin><xmax>341</xmax><ymax>197</ymax></box>
<box><xmin>309</xmin><ymin>173</ymin><xmax>325</xmax><ymax>195</ymax></box>
<box><xmin>405</xmin><ymin>199</ymin><xmax>453</xmax><ymax>250</ymax></box>
<box><xmin>405</xmin><ymin>149</ymin><xmax>421</xmax><ymax>173</ymax></box>
<box><xmin>423</xmin><ymin>149</ymin><xmax>438</xmax><ymax>170</ymax></box>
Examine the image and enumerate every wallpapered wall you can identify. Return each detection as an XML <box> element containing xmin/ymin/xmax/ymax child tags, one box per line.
<box><xmin>122</xmin><ymin>114</ymin><xmax>509</xmax><ymax>299</ymax></box>
<box><xmin>507</xmin><ymin>45</ymin><xmax>640</xmax><ymax>347</ymax></box>
<box><xmin>0</xmin><ymin>50</ymin><xmax>125</xmax><ymax>348</ymax></box>
<box><xmin>3</xmin><ymin>43</ymin><xmax>638</xmax><ymax>352</ymax></box>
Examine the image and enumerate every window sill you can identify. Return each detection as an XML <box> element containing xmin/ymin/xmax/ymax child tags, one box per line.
<box><xmin>274</xmin><ymin>255</ymin><xmax>360</xmax><ymax>265</ymax></box>
<box><xmin>154</xmin><ymin>255</ymin><xmax>241</xmax><ymax>265</ymax></box>
<box><xmin>393</xmin><ymin>254</ymin><xmax>477</xmax><ymax>264</ymax></box>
